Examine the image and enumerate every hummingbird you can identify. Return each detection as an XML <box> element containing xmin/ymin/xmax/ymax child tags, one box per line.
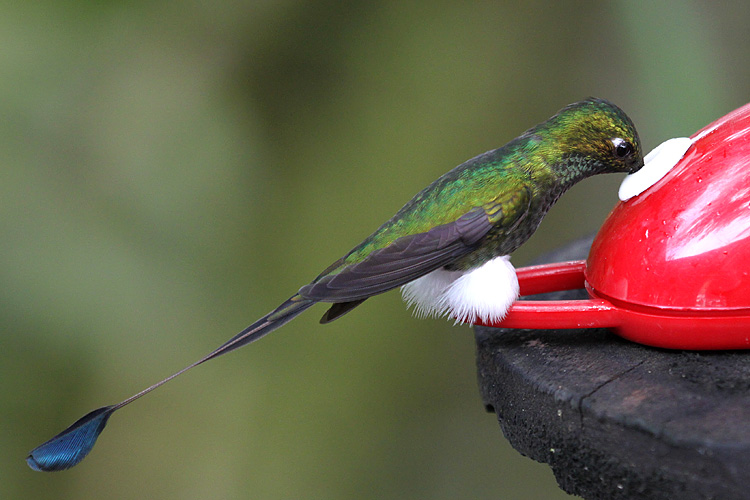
<box><xmin>27</xmin><ymin>97</ymin><xmax>643</xmax><ymax>472</ymax></box>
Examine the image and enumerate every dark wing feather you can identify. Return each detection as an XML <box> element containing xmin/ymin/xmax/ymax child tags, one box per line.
<box><xmin>299</xmin><ymin>207</ymin><xmax>493</xmax><ymax>303</ymax></box>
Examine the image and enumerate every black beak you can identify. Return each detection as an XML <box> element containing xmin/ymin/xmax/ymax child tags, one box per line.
<box><xmin>629</xmin><ymin>158</ymin><xmax>645</xmax><ymax>174</ymax></box>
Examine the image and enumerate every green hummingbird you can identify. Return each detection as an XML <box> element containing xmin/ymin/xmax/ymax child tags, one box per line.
<box><xmin>27</xmin><ymin>97</ymin><xmax>643</xmax><ymax>472</ymax></box>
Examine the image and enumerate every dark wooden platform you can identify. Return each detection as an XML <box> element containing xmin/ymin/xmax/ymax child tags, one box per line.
<box><xmin>474</xmin><ymin>238</ymin><xmax>750</xmax><ymax>500</ymax></box>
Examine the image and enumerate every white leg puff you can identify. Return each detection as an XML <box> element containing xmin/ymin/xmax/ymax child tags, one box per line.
<box><xmin>401</xmin><ymin>255</ymin><xmax>519</xmax><ymax>324</ymax></box>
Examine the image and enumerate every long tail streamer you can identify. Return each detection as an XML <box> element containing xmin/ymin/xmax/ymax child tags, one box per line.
<box><xmin>27</xmin><ymin>295</ymin><xmax>314</xmax><ymax>472</ymax></box>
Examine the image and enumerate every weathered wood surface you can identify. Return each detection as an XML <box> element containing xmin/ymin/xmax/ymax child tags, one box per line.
<box><xmin>475</xmin><ymin>237</ymin><xmax>750</xmax><ymax>500</ymax></box>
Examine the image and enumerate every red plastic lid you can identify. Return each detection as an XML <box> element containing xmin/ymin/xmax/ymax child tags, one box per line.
<box><xmin>586</xmin><ymin>102</ymin><xmax>750</xmax><ymax>311</ymax></box>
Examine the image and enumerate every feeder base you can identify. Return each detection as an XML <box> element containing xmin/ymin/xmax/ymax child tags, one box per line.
<box><xmin>475</xmin><ymin>237</ymin><xmax>750</xmax><ymax>500</ymax></box>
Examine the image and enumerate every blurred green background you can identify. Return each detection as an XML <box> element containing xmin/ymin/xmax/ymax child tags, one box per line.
<box><xmin>3</xmin><ymin>1</ymin><xmax>749</xmax><ymax>499</ymax></box>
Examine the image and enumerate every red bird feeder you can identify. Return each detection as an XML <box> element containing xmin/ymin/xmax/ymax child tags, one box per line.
<box><xmin>475</xmin><ymin>102</ymin><xmax>750</xmax><ymax>350</ymax></box>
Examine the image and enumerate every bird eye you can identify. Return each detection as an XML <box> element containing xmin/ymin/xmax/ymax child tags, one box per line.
<box><xmin>612</xmin><ymin>138</ymin><xmax>634</xmax><ymax>159</ymax></box>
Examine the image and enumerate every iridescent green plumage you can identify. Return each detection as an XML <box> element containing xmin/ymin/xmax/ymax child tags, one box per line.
<box><xmin>327</xmin><ymin>98</ymin><xmax>639</xmax><ymax>271</ymax></box>
<box><xmin>302</xmin><ymin>97</ymin><xmax>642</xmax><ymax>321</ymax></box>
<box><xmin>28</xmin><ymin>97</ymin><xmax>643</xmax><ymax>472</ymax></box>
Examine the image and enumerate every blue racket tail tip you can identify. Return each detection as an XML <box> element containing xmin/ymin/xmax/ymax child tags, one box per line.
<box><xmin>27</xmin><ymin>406</ymin><xmax>115</xmax><ymax>472</ymax></box>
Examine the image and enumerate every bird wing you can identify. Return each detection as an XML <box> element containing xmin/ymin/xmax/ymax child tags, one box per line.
<box><xmin>298</xmin><ymin>186</ymin><xmax>531</xmax><ymax>303</ymax></box>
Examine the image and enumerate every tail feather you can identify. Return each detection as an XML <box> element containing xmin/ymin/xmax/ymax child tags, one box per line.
<box><xmin>205</xmin><ymin>294</ymin><xmax>315</xmax><ymax>362</ymax></box>
<box><xmin>27</xmin><ymin>293</ymin><xmax>316</xmax><ymax>472</ymax></box>
<box><xmin>319</xmin><ymin>299</ymin><xmax>366</xmax><ymax>324</ymax></box>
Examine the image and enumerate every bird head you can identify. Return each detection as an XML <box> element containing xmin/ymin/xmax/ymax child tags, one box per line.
<box><xmin>550</xmin><ymin>97</ymin><xmax>644</xmax><ymax>175</ymax></box>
